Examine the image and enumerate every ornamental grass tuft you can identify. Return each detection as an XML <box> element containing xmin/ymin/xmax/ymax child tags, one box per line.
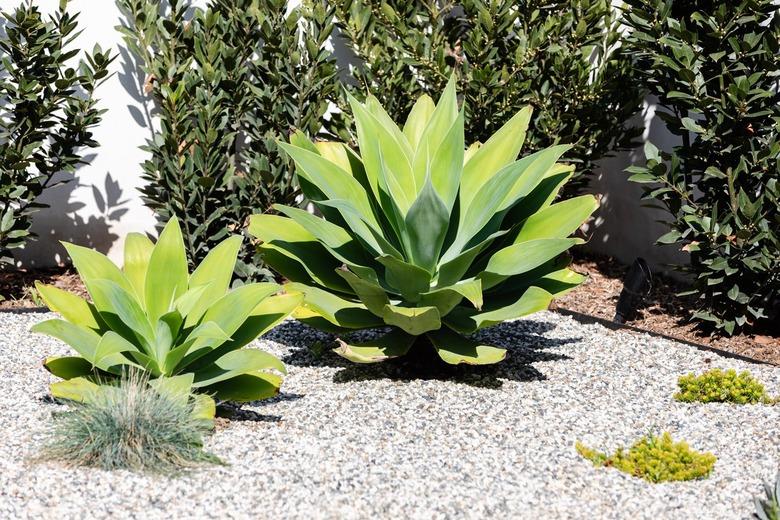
<box><xmin>675</xmin><ymin>369</ymin><xmax>774</xmax><ymax>405</ymax></box>
<box><xmin>38</xmin><ymin>372</ymin><xmax>222</xmax><ymax>474</ymax></box>
<box><xmin>576</xmin><ymin>432</ymin><xmax>716</xmax><ymax>483</ymax></box>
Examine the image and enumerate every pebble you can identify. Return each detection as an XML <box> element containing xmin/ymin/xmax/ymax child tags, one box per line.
<box><xmin>0</xmin><ymin>310</ymin><xmax>778</xmax><ymax>519</ymax></box>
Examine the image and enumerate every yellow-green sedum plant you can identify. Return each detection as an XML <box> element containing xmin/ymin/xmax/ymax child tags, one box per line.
<box><xmin>249</xmin><ymin>77</ymin><xmax>597</xmax><ymax>365</ymax></box>
<box><xmin>32</xmin><ymin>218</ymin><xmax>300</xmax><ymax>413</ymax></box>
<box><xmin>576</xmin><ymin>432</ymin><xmax>717</xmax><ymax>483</ymax></box>
<box><xmin>675</xmin><ymin>369</ymin><xmax>774</xmax><ymax>405</ymax></box>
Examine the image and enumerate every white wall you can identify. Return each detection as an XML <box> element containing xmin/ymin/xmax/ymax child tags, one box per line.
<box><xmin>13</xmin><ymin>0</ymin><xmax>157</xmax><ymax>268</ymax></box>
<box><xmin>11</xmin><ymin>0</ymin><xmax>687</xmax><ymax>276</ymax></box>
<box><xmin>586</xmin><ymin>101</ymin><xmax>687</xmax><ymax>272</ymax></box>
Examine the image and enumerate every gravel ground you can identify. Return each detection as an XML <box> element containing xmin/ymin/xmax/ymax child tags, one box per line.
<box><xmin>0</xmin><ymin>310</ymin><xmax>778</xmax><ymax>519</ymax></box>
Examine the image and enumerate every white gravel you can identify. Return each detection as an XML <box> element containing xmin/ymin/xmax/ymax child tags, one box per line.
<box><xmin>0</xmin><ymin>310</ymin><xmax>778</xmax><ymax>519</ymax></box>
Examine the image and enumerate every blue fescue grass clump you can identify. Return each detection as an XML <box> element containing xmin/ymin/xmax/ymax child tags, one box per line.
<box><xmin>38</xmin><ymin>373</ymin><xmax>222</xmax><ymax>473</ymax></box>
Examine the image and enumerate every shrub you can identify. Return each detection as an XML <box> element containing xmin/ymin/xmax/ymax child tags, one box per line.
<box><xmin>333</xmin><ymin>0</ymin><xmax>643</xmax><ymax>190</ymax></box>
<box><xmin>116</xmin><ymin>0</ymin><xmax>343</xmax><ymax>281</ymax></box>
<box><xmin>755</xmin><ymin>473</ymin><xmax>780</xmax><ymax>520</ymax></box>
<box><xmin>576</xmin><ymin>432</ymin><xmax>717</xmax><ymax>483</ymax></box>
<box><xmin>622</xmin><ymin>0</ymin><xmax>780</xmax><ymax>335</ymax></box>
<box><xmin>249</xmin><ymin>77</ymin><xmax>597</xmax><ymax>365</ymax></box>
<box><xmin>31</xmin><ymin>218</ymin><xmax>299</xmax><ymax>411</ymax></box>
<box><xmin>38</xmin><ymin>371</ymin><xmax>221</xmax><ymax>473</ymax></box>
<box><xmin>675</xmin><ymin>369</ymin><xmax>773</xmax><ymax>405</ymax></box>
<box><xmin>0</xmin><ymin>1</ymin><xmax>112</xmax><ymax>268</ymax></box>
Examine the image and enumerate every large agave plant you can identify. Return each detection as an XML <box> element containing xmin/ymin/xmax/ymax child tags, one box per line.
<box><xmin>32</xmin><ymin>218</ymin><xmax>300</xmax><ymax>412</ymax></box>
<box><xmin>249</xmin><ymin>77</ymin><xmax>597</xmax><ymax>365</ymax></box>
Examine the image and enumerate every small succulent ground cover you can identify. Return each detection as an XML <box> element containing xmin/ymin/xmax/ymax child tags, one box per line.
<box><xmin>675</xmin><ymin>369</ymin><xmax>775</xmax><ymax>405</ymax></box>
<box><xmin>576</xmin><ymin>432</ymin><xmax>716</xmax><ymax>483</ymax></box>
<box><xmin>755</xmin><ymin>472</ymin><xmax>780</xmax><ymax>520</ymax></box>
<box><xmin>37</xmin><ymin>372</ymin><xmax>221</xmax><ymax>473</ymax></box>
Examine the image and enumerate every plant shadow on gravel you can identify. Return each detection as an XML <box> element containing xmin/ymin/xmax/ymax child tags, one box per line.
<box><xmin>271</xmin><ymin>319</ymin><xmax>578</xmax><ymax>389</ymax></box>
<box><xmin>215</xmin><ymin>393</ymin><xmax>305</xmax><ymax>423</ymax></box>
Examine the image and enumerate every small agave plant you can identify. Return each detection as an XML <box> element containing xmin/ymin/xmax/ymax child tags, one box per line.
<box><xmin>249</xmin><ymin>77</ymin><xmax>597</xmax><ymax>365</ymax></box>
<box><xmin>32</xmin><ymin>218</ymin><xmax>300</xmax><ymax>415</ymax></box>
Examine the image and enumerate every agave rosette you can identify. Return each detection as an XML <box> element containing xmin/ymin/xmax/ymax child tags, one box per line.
<box><xmin>32</xmin><ymin>218</ymin><xmax>300</xmax><ymax>411</ymax></box>
<box><xmin>250</xmin><ymin>77</ymin><xmax>597</xmax><ymax>365</ymax></box>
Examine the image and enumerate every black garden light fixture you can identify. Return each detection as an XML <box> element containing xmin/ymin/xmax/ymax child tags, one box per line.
<box><xmin>614</xmin><ymin>258</ymin><xmax>653</xmax><ymax>324</ymax></box>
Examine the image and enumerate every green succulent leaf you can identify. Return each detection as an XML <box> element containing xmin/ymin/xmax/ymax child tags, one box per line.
<box><xmin>288</xmin><ymin>282</ymin><xmax>385</xmax><ymax>330</ymax></box>
<box><xmin>507</xmin><ymin>166</ymin><xmax>574</xmax><ymax>223</ymax></box>
<box><xmin>315</xmin><ymin>198</ymin><xmax>403</xmax><ymax>259</ymax></box>
<box><xmin>250</xmin><ymin>214</ymin><xmax>350</xmax><ymax>292</ymax></box>
<box><xmin>427</xmin><ymin>327</ymin><xmax>507</xmax><ymax>365</ymax></box>
<box><xmin>191</xmin><ymin>393</ymin><xmax>217</xmax><ymax>422</ymax></box>
<box><xmin>482</xmin><ymin>238</ymin><xmax>584</xmax><ymax>289</ymax></box>
<box><xmin>195</xmin><ymin>283</ymin><xmax>280</xmax><ymax>342</ymax></box>
<box><xmin>123</xmin><ymin>232</ymin><xmax>154</xmax><ymax>302</ymax></box>
<box><xmin>149</xmin><ymin>373</ymin><xmax>196</xmax><ymax>404</ymax></box>
<box><xmin>446</xmin><ymin>286</ymin><xmax>555</xmax><ymax>333</ymax></box>
<box><xmin>405</xmin><ymin>178</ymin><xmax>450</xmax><ymax>273</ymax></box>
<box><xmin>460</xmin><ymin>106</ymin><xmax>533</xmax><ymax>209</ymax></box>
<box><xmin>272</xmin><ymin>204</ymin><xmax>376</xmax><ymax>280</ymax></box>
<box><xmin>144</xmin><ymin>217</ymin><xmax>189</xmax><ymax>324</ymax></box>
<box><xmin>35</xmin><ymin>282</ymin><xmax>102</xmax><ymax>330</ymax></box>
<box><xmin>513</xmin><ymin>195</ymin><xmax>598</xmax><ymax>242</ymax></box>
<box><xmin>193</xmin><ymin>349</ymin><xmax>286</xmax><ymax>402</ymax></box>
<box><xmin>279</xmin><ymin>142</ymin><xmax>379</xmax><ymax>229</ymax></box>
<box><xmin>43</xmin><ymin>356</ymin><xmax>95</xmax><ymax>380</ymax></box>
<box><xmin>452</xmin><ymin>146</ymin><xmax>568</xmax><ymax>252</ymax></box>
<box><xmin>31</xmin><ymin>319</ymin><xmax>101</xmax><ymax>361</ymax></box>
<box><xmin>333</xmin><ymin>328</ymin><xmax>416</xmax><ymax>363</ymax></box>
<box><xmin>89</xmin><ymin>279</ymin><xmax>155</xmax><ymax>346</ymax></box>
<box><xmin>202</xmin><ymin>373</ymin><xmax>282</xmax><ymax>402</ymax></box>
<box><xmin>337</xmin><ymin>268</ymin><xmax>390</xmax><ymax>315</ymax></box>
<box><xmin>64</xmin><ymin>243</ymin><xmax>133</xmax><ymax>296</ymax></box>
<box><xmin>421</xmin><ymin>278</ymin><xmax>483</xmax><ymax>314</ymax></box>
<box><xmin>403</xmin><ymin>94</ymin><xmax>436</xmax><ymax>150</ymax></box>
<box><xmin>49</xmin><ymin>377</ymin><xmax>101</xmax><ymax>403</ymax></box>
<box><xmin>314</xmin><ymin>141</ymin><xmax>353</xmax><ymax>173</ymax></box>
<box><xmin>186</xmin><ymin>235</ymin><xmax>242</xmax><ymax>326</ymax></box>
<box><xmin>93</xmin><ymin>332</ymin><xmax>140</xmax><ymax>370</ymax></box>
<box><xmin>377</xmin><ymin>255</ymin><xmax>432</xmax><ymax>300</ymax></box>
<box><xmin>381</xmin><ymin>304</ymin><xmax>441</xmax><ymax>336</ymax></box>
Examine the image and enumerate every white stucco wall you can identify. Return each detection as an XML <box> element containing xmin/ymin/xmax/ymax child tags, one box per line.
<box><xmin>11</xmin><ymin>0</ymin><xmax>158</xmax><ymax>268</ymax></box>
<box><xmin>10</xmin><ymin>0</ymin><xmax>687</xmax><ymax>275</ymax></box>
<box><xmin>586</xmin><ymin>101</ymin><xmax>687</xmax><ymax>272</ymax></box>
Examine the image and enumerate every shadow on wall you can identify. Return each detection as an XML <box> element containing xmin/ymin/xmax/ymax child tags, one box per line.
<box><xmin>15</xmin><ymin>171</ymin><xmax>130</xmax><ymax>268</ymax></box>
<box><xmin>14</xmin><ymin>6</ymin><xmax>157</xmax><ymax>269</ymax></box>
<box><xmin>116</xmin><ymin>41</ymin><xmax>156</xmax><ymax>135</ymax></box>
<box><xmin>585</xmin><ymin>99</ymin><xmax>689</xmax><ymax>278</ymax></box>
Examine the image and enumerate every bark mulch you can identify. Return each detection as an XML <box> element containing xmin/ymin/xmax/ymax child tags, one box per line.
<box><xmin>0</xmin><ymin>268</ymin><xmax>87</xmax><ymax>309</ymax></box>
<box><xmin>553</xmin><ymin>253</ymin><xmax>780</xmax><ymax>366</ymax></box>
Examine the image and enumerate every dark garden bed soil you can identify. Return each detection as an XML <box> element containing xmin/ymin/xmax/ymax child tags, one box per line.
<box><xmin>0</xmin><ymin>267</ymin><xmax>87</xmax><ymax>309</ymax></box>
<box><xmin>553</xmin><ymin>253</ymin><xmax>780</xmax><ymax>366</ymax></box>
